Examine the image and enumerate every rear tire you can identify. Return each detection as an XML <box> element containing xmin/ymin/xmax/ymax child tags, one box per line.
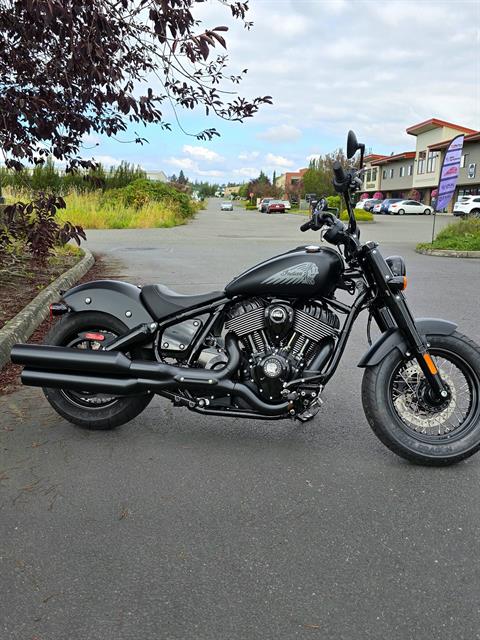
<box><xmin>43</xmin><ymin>312</ymin><xmax>153</xmax><ymax>430</ymax></box>
<box><xmin>470</xmin><ymin>208</ymin><xmax>480</xmax><ymax>219</ymax></box>
<box><xmin>397</xmin><ymin>209</ymin><xmax>405</xmax><ymax>215</ymax></box>
<box><xmin>362</xmin><ymin>332</ymin><xmax>480</xmax><ymax>465</ymax></box>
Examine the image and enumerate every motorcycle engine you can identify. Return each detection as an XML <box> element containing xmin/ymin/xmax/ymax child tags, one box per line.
<box><xmin>225</xmin><ymin>298</ymin><xmax>339</xmax><ymax>402</ymax></box>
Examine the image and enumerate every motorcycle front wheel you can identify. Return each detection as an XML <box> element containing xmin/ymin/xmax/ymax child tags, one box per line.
<box><xmin>43</xmin><ymin>311</ymin><xmax>153</xmax><ymax>430</ymax></box>
<box><xmin>362</xmin><ymin>332</ymin><xmax>480</xmax><ymax>465</ymax></box>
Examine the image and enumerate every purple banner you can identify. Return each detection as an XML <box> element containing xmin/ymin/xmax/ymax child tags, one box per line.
<box><xmin>436</xmin><ymin>134</ymin><xmax>464</xmax><ymax>211</ymax></box>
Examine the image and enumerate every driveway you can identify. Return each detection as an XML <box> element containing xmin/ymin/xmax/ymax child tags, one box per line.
<box><xmin>1</xmin><ymin>202</ymin><xmax>479</xmax><ymax>640</ymax></box>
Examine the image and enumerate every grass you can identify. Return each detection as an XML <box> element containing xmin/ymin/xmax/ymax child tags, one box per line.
<box><xmin>417</xmin><ymin>218</ymin><xmax>480</xmax><ymax>252</ymax></box>
<box><xmin>58</xmin><ymin>190</ymin><xmax>194</xmax><ymax>229</ymax></box>
<box><xmin>3</xmin><ymin>186</ymin><xmax>198</xmax><ymax>230</ymax></box>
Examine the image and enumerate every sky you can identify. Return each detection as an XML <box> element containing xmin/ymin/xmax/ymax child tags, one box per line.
<box><xmin>81</xmin><ymin>0</ymin><xmax>480</xmax><ymax>184</ymax></box>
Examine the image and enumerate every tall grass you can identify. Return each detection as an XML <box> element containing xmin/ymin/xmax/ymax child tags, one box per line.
<box><xmin>418</xmin><ymin>218</ymin><xmax>480</xmax><ymax>251</ymax></box>
<box><xmin>58</xmin><ymin>191</ymin><xmax>189</xmax><ymax>229</ymax></box>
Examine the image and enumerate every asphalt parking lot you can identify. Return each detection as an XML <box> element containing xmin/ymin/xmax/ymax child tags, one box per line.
<box><xmin>1</xmin><ymin>201</ymin><xmax>480</xmax><ymax>640</ymax></box>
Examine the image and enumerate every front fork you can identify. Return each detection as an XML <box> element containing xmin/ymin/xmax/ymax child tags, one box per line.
<box><xmin>365</xmin><ymin>244</ymin><xmax>449</xmax><ymax>402</ymax></box>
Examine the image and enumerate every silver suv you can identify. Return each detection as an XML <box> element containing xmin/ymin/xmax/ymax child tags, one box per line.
<box><xmin>453</xmin><ymin>195</ymin><xmax>480</xmax><ymax>218</ymax></box>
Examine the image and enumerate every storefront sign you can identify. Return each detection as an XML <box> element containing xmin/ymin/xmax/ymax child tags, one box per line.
<box><xmin>468</xmin><ymin>163</ymin><xmax>477</xmax><ymax>179</ymax></box>
<box><xmin>436</xmin><ymin>135</ymin><xmax>464</xmax><ymax>211</ymax></box>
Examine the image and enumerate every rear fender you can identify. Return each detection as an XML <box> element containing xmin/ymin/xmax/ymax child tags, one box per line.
<box><xmin>62</xmin><ymin>280</ymin><xmax>154</xmax><ymax>329</ymax></box>
<box><xmin>358</xmin><ymin>317</ymin><xmax>457</xmax><ymax>368</ymax></box>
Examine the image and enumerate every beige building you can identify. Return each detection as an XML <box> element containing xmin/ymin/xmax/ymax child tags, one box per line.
<box><xmin>371</xmin><ymin>152</ymin><xmax>416</xmax><ymax>197</ymax></box>
<box><xmin>361</xmin><ymin>118</ymin><xmax>479</xmax><ymax>211</ymax></box>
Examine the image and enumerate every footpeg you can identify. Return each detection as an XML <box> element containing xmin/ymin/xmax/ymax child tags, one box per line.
<box><xmin>297</xmin><ymin>397</ymin><xmax>324</xmax><ymax>422</ymax></box>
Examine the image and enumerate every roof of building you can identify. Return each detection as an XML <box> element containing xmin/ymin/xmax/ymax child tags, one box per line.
<box><xmin>428</xmin><ymin>131</ymin><xmax>480</xmax><ymax>151</ymax></box>
<box><xmin>371</xmin><ymin>151</ymin><xmax>416</xmax><ymax>166</ymax></box>
<box><xmin>364</xmin><ymin>154</ymin><xmax>388</xmax><ymax>162</ymax></box>
<box><xmin>406</xmin><ymin>118</ymin><xmax>477</xmax><ymax>136</ymax></box>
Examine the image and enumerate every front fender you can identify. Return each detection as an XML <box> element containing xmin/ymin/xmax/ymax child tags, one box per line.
<box><xmin>63</xmin><ymin>280</ymin><xmax>154</xmax><ymax>329</ymax></box>
<box><xmin>358</xmin><ymin>317</ymin><xmax>457</xmax><ymax>368</ymax></box>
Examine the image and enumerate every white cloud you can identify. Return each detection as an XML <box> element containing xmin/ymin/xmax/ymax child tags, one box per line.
<box><xmin>265</xmin><ymin>153</ymin><xmax>294</xmax><ymax>168</ymax></box>
<box><xmin>238</xmin><ymin>150</ymin><xmax>260</xmax><ymax>161</ymax></box>
<box><xmin>258</xmin><ymin>125</ymin><xmax>302</xmax><ymax>143</ymax></box>
<box><xmin>168</xmin><ymin>157</ymin><xmax>197</xmax><ymax>170</ymax></box>
<box><xmin>233</xmin><ymin>167</ymin><xmax>259</xmax><ymax>178</ymax></box>
<box><xmin>168</xmin><ymin>156</ymin><xmax>224</xmax><ymax>177</ymax></box>
<box><xmin>93</xmin><ymin>155</ymin><xmax>123</xmax><ymax>168</ymax></box>
<box><xmin>182</xmin><ymin>145</ymin><xmax>223</xmax><ymax>162</ymax></box>
<box><xmin>306</xmin><ymin>154</ymin><xmax>321</xmax><ymax>163</ymax></box>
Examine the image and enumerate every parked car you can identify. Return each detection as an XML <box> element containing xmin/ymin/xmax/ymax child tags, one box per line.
<box><xmin>388</xmin><ymin>200</ymin><xmax>432</xmax><ymax>215</ymax></box>
<box><xmin>266</xmin><ymin>200</ymin><xmax>286</xmax><ymax>214</ymax></box>
<box><xmin>380</xmin><ymin>198</ymin><xmax>403</xmax><ymax>215</ymax></box>
<box><xmin>453</xmin><ymin>195</ymin><xmax>480</xmax><ymax>218</ymax></box>
<box><xmin>364</xmin><ymin>198</ymin><xmax>383</xmax><ymax>212</ymax></box>
<box><xmin>372</xmin><ymin>202</ymin><xmax>383</xmax><ymax>214</ymax></box>
<box><xmin>220</xmin><ymin>201</ymin><xmax>233</xmax><ymax>211</ymax></box>
<box><xmin>258</xmin><ymin>198</ymin><xmax>274</xmax><ymax>212</ymax></box>
<box><xmin>282</xmin><ymin>200</ymin><xmax>292</xmax><ymax>210</ymax></box>
<box><xmin>355</xmin><ymin>200</ymin><xmax>367</xmax><ymax>210</ymax></box>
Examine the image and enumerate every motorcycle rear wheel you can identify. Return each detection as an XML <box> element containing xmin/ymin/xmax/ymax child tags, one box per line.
<box><xmin>361</xmin><ymin>332</ymin><xmax>480</xmax><ymax>465</ymax></box>
<box><xmin>43</xmin><ymin>311</ymin><xmax>153</xmax><ymax>430</ymax></box>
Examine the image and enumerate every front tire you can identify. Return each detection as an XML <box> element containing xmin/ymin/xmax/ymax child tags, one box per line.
<box><xmin>361</xmin><ymin>332</ymin><xmax>480</xmax><ymax>465</ymax></box>
<box><xmin>397</xmin><ymin>208</ymin><xmax>405</xmax><ymax>215</ymax></box>
<box><xmin>43</xmin><ymin>311</ymin><xmax>153</xmax><ymax>430</ymax></box>
<box><xmin>424</xmin><ymin>208</ymin><xmax>431</xmax><ymax>215</ymax></box>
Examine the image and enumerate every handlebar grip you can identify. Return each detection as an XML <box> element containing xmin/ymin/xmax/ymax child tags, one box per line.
<box><xmin>332</xmin><ymin>161</ymin><xmax>346</xmax><ymax>183</ymax></box>
<box><xmin>300</xmin><ymin>220</ymin><xmax>313</xmax><ymax>232</ymax></box>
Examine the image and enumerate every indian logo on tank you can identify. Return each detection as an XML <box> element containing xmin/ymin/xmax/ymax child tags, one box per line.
<box><xmin>262</xmin><ymin>262</ymin><xmax>319</xmax><ymax>286</ymax></box>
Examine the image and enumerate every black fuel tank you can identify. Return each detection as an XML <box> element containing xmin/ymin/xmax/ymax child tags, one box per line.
<box><xmin>225</xmin><ymin>246</ymin><xmax>344</xmax><ymax>299</ymax></box>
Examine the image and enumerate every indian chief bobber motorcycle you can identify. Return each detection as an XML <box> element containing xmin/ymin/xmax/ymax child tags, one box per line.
<box><xmin>11</xmin><ymin>131</ymin><xmax>480</xmax><ymax>465</ymax></box>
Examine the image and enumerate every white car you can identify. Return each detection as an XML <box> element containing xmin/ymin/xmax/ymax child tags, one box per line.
<box><xmin>282</xmin><ymin>200</ymin><xmax>292</xmax><ymax>210</ymax></box>
<box><xmin>372</xmin><ymin>202</ymin><xmax>383</xmax><ymax>214</ymax></box>
<box><xmin>453</xmin><ymin>195</ymin><xmax>480</xmax><ymax>218</ymax></box>
<box><xmin>355</xmin><ymin>200</ymin><xmax>367</xmax><ymax>210</ymax></box>
<box><xmin>388</xmin><ymin>200</ymin><xmax>432</xmax><ymax>215</ymax></box>
<box><xmin>220</xmin><ymin>201</ymin><xmax>233</xmax><ymax>211</ymax></box>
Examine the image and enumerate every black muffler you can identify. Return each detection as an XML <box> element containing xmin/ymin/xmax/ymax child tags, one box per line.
<box><xmin>11</xmin><ymin>335</ymin><xmax>289</xmax><ymax>416</ymax></box>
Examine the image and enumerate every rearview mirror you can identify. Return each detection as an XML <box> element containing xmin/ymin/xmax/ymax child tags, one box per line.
<box><xmin>347</xmin><ymin>130</ymin><xmax>360</xmax><ymax>159</ymax></box>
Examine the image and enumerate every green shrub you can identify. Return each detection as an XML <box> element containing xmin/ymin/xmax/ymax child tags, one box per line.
<box><xmin>245</xmin><ymin>203</ymin><xmax>257</xmax><ymax>210</ymax></box>
<box><xmin>341</xmin><ymin>209</ymin><xmax>373</xmax><ymax>222</ymax></box>
<box><xmin>101</xmin><ymin>178</ymin><xmax>194</xmax><ymax>219</ymax></box>
<box><xmin>417</xmin><ymin>218</ymin><xmax>480</xmax><ymax>251</ymax></box>
<box><xmin>326</xmin><ymin>195</ymin><xmax>343</xmax><ymax>212</ymax></box>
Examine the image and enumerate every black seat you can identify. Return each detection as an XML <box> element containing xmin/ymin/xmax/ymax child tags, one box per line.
<box><xmin>140</xmin><ymin>284</ymin><xmax>225</xmax><ymax>320</ymax></box>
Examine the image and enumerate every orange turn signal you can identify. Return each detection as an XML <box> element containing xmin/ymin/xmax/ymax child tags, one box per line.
<box><xmin>402</xmin><ymin>276</ymin><xmax>407</xmax><ymax>290</ymax></box>
<box><xmin>423</xmin><ymin>353</ymin><xmax>438</xmax><ymax>375</ymax></box>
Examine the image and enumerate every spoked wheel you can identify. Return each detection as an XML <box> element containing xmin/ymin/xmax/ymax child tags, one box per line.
<box><xmin>43</xmin><ymin>312</ymin><xmax>153</xmax><ymax>430</ymax></box>
<box><xmin>362</xmin><ymin>332</ymin><xmax>480</xmax><ymax>464</ymax></box>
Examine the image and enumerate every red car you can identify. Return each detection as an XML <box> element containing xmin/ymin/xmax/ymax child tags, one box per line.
<box><xmin>266</xmin><ymin>200</ymin><xmax>286</xmax><ymax>214</ymax></box>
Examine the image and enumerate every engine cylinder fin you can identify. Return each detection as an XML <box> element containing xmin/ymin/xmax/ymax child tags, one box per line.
<box><xmin>294</xmin><ymin>309</ymin><xmax>338</xmax><ymax>343</ymax></box>
<box><xmin>225</xmin><ymin>307</ymin><xmax>265</xmax><ymax>337</ymax></box>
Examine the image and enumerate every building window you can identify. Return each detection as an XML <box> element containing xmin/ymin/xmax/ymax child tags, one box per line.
<box><xmin>399</xmin><ymin>166</ymin><xmax>405</xmax><ymax>177</ymax></box>
<box><xmin>427</xmin><ymin>151</ymin><xmax>438</xmax><ymax>173</ymax></box>
<box><xmin>389</xmin><ymin>168</ymin><xmax>394</xmax><ymax>179</ymax></box>
<box><xmin>417</xmin><ymin>151</ymin><xmax>426</xmax><ymax>174</ymax></box>
<box><xmin>461</xmin><ymin>154</ymin><xmax>469</xmax><ymax>168</ymax></box>
<box><xmin>366</xmin><ymin>169</ymin><xmax>372</xmax><ymax>182</ymax></box>
<box><xmin>408</xmin><ymin>164</ymin><xmax>413</xmax><ymax>176</ymax></box>
<box><xmin>382</xmin><ymin>169</ymin><xmax>387</xmax><ymax>179</ymax></box>
<box><xmin>372</xmin><ymin>168</ymin><xmax>377</xmax><ymax>181</ymax></box>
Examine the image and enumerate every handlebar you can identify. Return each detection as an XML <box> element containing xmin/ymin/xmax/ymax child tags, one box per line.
<box><xmin>332</xmin><ymin>161</ymin><xmax>347</xmax><ymax>184</ymax></box>
<box><xmin>300</xmin><ymin>220</ymin><xmax>313</xmax><ymax>232</ymax></box>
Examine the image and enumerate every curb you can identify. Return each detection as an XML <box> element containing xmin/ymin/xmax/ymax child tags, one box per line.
<box><xmin>0</xmin><ymin>249</ymin><xmax>95</xmax><ymax>369</ymax></box>
<box><xmin>416</xmin><ymin>247</ymin><xmax>480</xmax><ymax>259</ymax></box>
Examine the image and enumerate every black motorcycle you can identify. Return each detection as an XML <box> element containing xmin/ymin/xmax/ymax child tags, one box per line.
<box><xmin>11</xmin><ymin>131</ymin><xmax>480</xmax><ymax>465</ymax></box>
